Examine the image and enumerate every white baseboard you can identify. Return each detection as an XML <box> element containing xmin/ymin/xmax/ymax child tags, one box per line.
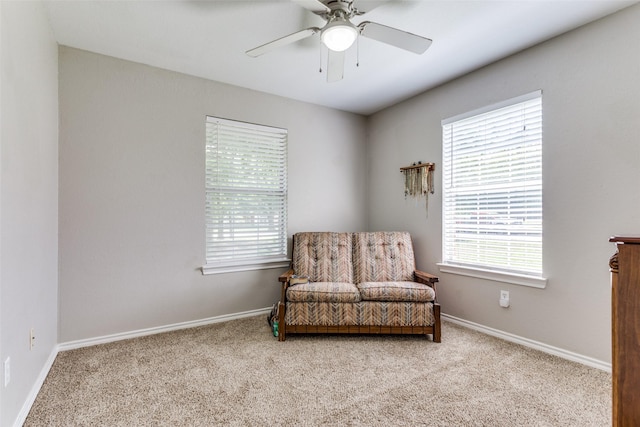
<box><xmin>442</xmin><ymin>313</ymin><xmax>612</xmax><ymax>372</ymax></box>
<box><xmin>14</xmin><ymin>347</ymin><xmax>58</xmax><ymax>427</ymax></box>
<box><xmin>58</xmin><ymin>307</ymin><xmax>272</xmax><ymax>351</ymax></box>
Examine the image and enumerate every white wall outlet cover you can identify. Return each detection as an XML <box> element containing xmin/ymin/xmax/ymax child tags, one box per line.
<box><xmin>499</xmin><ymin>290</ymin><xmax>510</xmax><ymax>307</ymax></box>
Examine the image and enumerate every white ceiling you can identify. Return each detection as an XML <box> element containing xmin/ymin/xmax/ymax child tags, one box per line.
<box><xmin>44</xmin><ymin>0</ymin><xmax>636</xmax><ymax>115</ymax></box>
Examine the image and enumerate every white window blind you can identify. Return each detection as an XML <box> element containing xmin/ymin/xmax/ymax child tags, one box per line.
<box><xmin>205</xmin><ymin>116</ymin><xmax>288</xmax><ymax>272</ymax></box>
<box><xmin>442</xmin><ymin>91</ymin><xmax>542</xmax><ymax>276</ymax></box>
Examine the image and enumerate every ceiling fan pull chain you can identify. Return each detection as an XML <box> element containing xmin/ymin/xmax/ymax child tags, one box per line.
<box><xmin>319</xmin><ymin>39</ymin><xmax>323</xmax><ymax>73</ymax></box>
<box><xmin>356</xmin><ymin>37</ymin><xmax>360</xmax><ymax>67</ymax></box>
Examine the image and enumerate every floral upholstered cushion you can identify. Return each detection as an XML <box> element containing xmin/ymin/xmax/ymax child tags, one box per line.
<box><xmin>286</xmin><ymin>282</ymin><xmax>361</xmax><ymax>303</ymax></box>
<box><xmin>292</xmin><ymin>232</ymin><xmax>353</xmax><ymax>283</ymax></box>
<box><xmin>353</xmin><ymin>232</ymin><xmax>417</xmax><ymax>283</ymax></box>
<box><xmin>357</xmin><ymin>281</ymin><xmax>436</xmax><ymax>302</ymax></box>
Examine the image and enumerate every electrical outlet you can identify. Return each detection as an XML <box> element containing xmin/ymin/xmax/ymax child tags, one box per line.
<box><xmin>4</xmin><ymin>357</ymin><xmax>10</xmax><ymax>387</ymax></box>
<box><xmin>500</xmin><ymin>290</ymin><xmax>510</xmax><ymax>308</ymax></box>
<box><xmin>30</xmin><ymin>328</ymin><xmax>36</xmax><ymax>350</ymax></box>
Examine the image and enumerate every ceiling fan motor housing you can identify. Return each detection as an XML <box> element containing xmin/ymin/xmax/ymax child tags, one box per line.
<box><xmin>323</xmin><ymin>0</ymin><xmax>366</xmax><ymax>18</ymax></box>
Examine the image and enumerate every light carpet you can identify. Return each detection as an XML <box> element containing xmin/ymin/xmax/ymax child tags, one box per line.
<box><xmin>25</xmin><ymin>316</ymin><xmax>611</xmax><ymax>426</ymax></box>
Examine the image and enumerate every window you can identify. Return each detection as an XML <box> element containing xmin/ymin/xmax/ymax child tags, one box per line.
<box><xmin>441</xmin><ymin>91</ymin><xmax>544</xmax><ymax>287</ymax></box>
<box><xmin>203</xmin><ymin>116</ymin><xmax>289</xmax><ymax>274</ymax></box>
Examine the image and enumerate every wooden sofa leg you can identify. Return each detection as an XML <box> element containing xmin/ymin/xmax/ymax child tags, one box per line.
<box><xmin>278</xmin><ymin>301</ymin><xmax>286</xmax><ymax>342</ymax></box>
<box><xmin>433</xmin><ymin>303</ymin><xmax>441</xmax><ymax>343</ymax></box>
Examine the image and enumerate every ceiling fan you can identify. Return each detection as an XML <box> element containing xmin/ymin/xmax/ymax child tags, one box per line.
<box><xmin>245</xmin><ymin>0</ymin><xmax>432</xmax><ymax>82</ymax></box>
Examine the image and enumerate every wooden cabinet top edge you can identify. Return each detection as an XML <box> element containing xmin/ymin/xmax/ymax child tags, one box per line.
<box><xmin>609</xmin><ymin>235</ymin><xmax>640</xmax><ymax>244</ymax></box>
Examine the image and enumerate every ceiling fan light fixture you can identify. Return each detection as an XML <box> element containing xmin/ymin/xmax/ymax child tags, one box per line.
<box><xmin>321</xmin><ymin>20</ymin><xmax>358</xmax><ymax>52</ymax></box>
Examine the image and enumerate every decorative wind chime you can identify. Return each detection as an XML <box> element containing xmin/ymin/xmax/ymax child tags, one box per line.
<box><xmin>400</xmin><ymin>162</ymin><xmax>435</xmax><ymax>213</ymax></box>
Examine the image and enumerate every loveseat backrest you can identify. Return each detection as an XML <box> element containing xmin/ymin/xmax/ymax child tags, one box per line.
<box><xmin>353</xmin><ymin>232</ymin><xmax>416</xmax><ymax>283</ymax></box>
<box><xmin>292</xmin><ymin>232</ymin><xmax>353</xmax><ymax>283</ymax></box>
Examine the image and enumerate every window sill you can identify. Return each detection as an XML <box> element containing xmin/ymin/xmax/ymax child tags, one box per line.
<box><xmin>202</xmin><ymin>259</ymin><xmax>291</xmax><ymax>275</ymax></box>
<box><xmin>436</xmin><ymin>263</ymin><xmax>547</xmax><ymax>289</ymax></box>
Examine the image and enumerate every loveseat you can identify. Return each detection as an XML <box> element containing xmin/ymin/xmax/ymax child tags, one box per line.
<box><xmin>276</xmin><ymin>231</ymin><xmax>440</xmax><ymax>342</ymax></box>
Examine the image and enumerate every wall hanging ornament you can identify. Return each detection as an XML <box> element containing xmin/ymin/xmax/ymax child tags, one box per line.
<box><xmin>400</xmin><ymin>162</ymin><xmax>435</xmax><ymax>213</ymax></box>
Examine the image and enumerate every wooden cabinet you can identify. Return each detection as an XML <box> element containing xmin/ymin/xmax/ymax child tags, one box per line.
<box><xmin>609</xmin><ymin>236</ymin><xmax>640</xmax><ymax>426</ymax></box>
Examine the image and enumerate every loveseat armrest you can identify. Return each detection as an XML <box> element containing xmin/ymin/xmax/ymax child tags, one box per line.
<box><xmin>279</xmin><ymin>269</ymin><xmax>295</xmax><ymax>302</ymax></box>
<box><xmin>279</xmin><ymin>269</ymin><xmax>295</xmax><ymax>284</ymax></box>
<box><xmin>414</xmin><ymin>269</ymin><xmax>439</xmax><ymax>286</ymax></box>
<box><xmin>414</xmin><ymin>270</ymin><xmax>439</xmax><ymax>302</ymax></box>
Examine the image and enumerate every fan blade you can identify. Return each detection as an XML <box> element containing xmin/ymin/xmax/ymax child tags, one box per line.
<box><xmin>246</xmin><ymin>27</ymin><xmax>320</xmax><ymax>57</ymax></box>
<box><xmin>359</xmin><ymin>21</ymin><xmax>432</xmax><ymax>54</ymax></box>
<box><xmin>327</xmin><ymin>49</ymin><xmax>345</xmax><ymax>83</ymax></box>
<box><xmin>292</xmin><ymin>0</ymin><xmax>330</xmax><ymax>14</ymax></box>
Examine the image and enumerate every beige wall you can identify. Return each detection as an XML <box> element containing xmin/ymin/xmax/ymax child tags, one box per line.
<box><xmin>58</xmin><ymin>47</ymin><xmax>368</xmax><ymax>343</ymax></box>
<box><xmin>0</xmin><ymin>1</ymin><xmax>59</xmax><ymax>425</ymax></box>
<box><xmin>366</xmin><ymin>4</ymin><xmax>640</xmax><ymax>364</ymax></box>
